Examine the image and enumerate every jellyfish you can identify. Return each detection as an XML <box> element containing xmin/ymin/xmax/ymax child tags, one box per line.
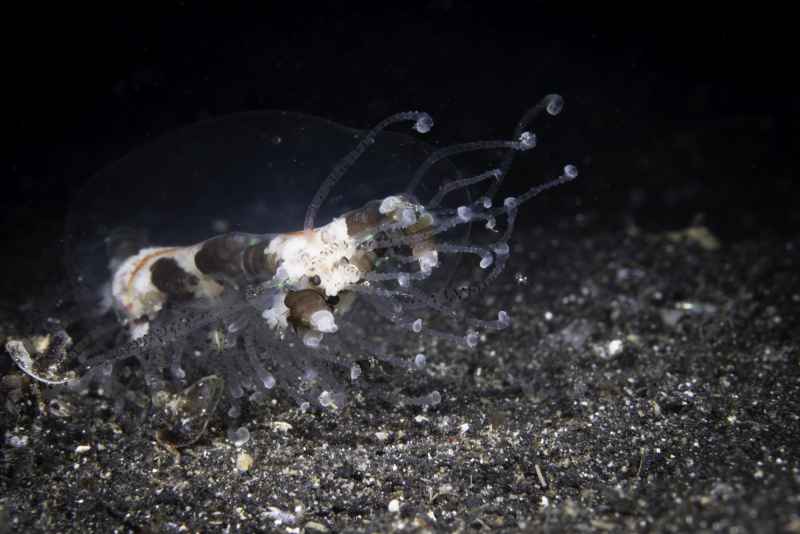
<box><xmin>7</xmin><ymin>94</ymin><xmax>577</xmax><ymax>440</ymax></box>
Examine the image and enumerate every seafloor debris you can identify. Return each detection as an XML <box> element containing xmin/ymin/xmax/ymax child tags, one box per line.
<box><xmin>6</xmin><ymin>331</ymin><xmax>75</xmax><ymax>385</ymax></box>
<box><xmin>153</xmin><ymin>375</ymin><xmax>224</xmax><ymax>448</ymax></box>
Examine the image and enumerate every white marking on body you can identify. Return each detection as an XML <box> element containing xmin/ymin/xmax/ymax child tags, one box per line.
<box><xmin>266</xmin><ymin>217</ymin><xmax>361</xmax><ymax>297</ymax></box>
<box><xmin>111</xmin><ymin>244</ymin><xmax>223</xmax><ymax>333</ymax></box>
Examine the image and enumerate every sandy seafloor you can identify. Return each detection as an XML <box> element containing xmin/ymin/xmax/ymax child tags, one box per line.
<box><xmin>1</xmin><ymin>213</ymin><xmax>798</xmax><ymax>533</ymax></box>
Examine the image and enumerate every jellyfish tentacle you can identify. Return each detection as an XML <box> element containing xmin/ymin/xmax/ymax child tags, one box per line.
<box><xmin>304</xmin><ymin>111</ymin><xmax>433</xmax><ymax>231</ymax></box>
<box><xmin>429</xmin><ymin>168</ymin><xmax>502</xmax><ymax>208</ymax></box>
<box><xmin>487</xmin><ymin>93</ymin><xmax>565</xmax><ymax>200</ymax></box>
<box><xmin>511</xmin><ymin>164</ymin><xmax>579</xmax><ymax>206</ymax></box>
<box><xmin>405</xmin><ymin>134</ymin><xmax>536</xmax><ymax>196</ymax></box>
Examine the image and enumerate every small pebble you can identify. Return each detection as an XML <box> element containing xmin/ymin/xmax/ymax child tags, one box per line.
<box><xmin>228</xmin><ymin>426</ymin><xmax>251</xmax><ymax>447</ymax></box>
<box><xmin>271</xmin><ymin>421</ymin><xmax>293</xmax><ymax>432</ymax></box>
<box><xmin>236</xmin><ymin>452</ymin><xmax>254</xmax><ymax>472</ymax></box>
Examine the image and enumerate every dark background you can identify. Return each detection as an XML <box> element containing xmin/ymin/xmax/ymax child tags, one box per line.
<box><xmin>2</xmin><ymin>6</ymin><xmax>799</xmax><ymax>532</ymax></box>
<box><xmin>2</xmin><ymin>2</ymin><xmax>797</xmax><ymax>300</ymax></box>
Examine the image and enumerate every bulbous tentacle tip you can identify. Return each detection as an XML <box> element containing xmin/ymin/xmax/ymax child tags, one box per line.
<box><xmin>414</xmin><ymin>113</ymin><xmax>434</xmax><ymax>134</ymax></box>
<box><xmin>564</xmin><ymin>164</ymin><xmax>579</xmax><ymax>180</ymax></box>
<box><xmin>545</xmin><ymin>94</ymin><xmax>564</xmax><ymax>116</ymax></box>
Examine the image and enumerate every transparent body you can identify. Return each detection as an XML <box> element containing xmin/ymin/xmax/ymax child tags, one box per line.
<box><xmin>8</xmin><ymin>96</ymin><xmax>575</xmax><ymax>445</ymax></box>
<box><xmin>66</xmin><ymin>110</ymin><xmax>461</xmax><ymax>298</ymax></box>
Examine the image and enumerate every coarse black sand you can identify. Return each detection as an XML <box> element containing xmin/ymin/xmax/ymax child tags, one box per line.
<box><xmin>2</xmin><ymin>215</ymin><xmax>798</xmax><ymax>532</ymax></box>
